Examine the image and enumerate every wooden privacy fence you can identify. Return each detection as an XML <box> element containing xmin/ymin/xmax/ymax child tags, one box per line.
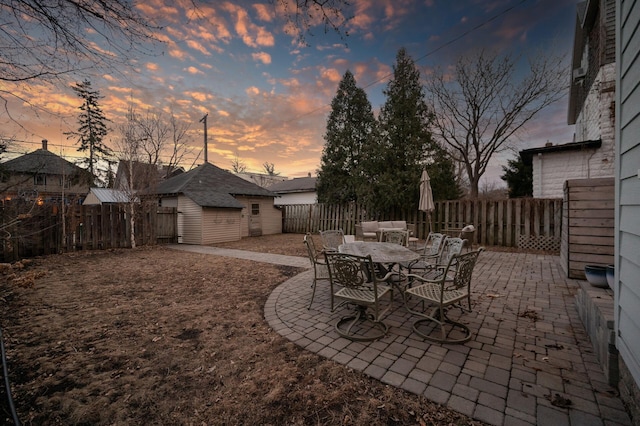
<box><xmin>0</xmin><ymin>201</ymin><xmax>177</xmax><ymax>261</ymax></box>
<box><xmin>561</xmin><ymin>178</ymin><xmax>615</xmax><ymax>279</ymax></box>
<box><xmin>281</xmin><ymin>198</ymin><xmax>562</xmax><ymax>251</ymax></box>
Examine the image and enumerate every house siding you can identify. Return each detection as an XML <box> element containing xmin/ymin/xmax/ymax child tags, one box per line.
<box><xmin>616</xmin><ymin>0</ymin><xmax>640</xmax><ymax>419</ymax></box>
<box><xmin>261</xmin><ymin>202</ymin><xmax>283</xmax><ymax>235</ymax></box>
<box><xmin>1</xmin><ymin>172</ymin><xmax>89</xmax><ymax>201</ymax></box>
<box><xmin>201</xmin><ymin>208</ymin><xmax>241</xmax><ymax>244</ymax></box>
<box><xmin>83</xmin><ymin>191</ymin><xmax>100</xmax><ymax>205</ymax></box>
<box><xmin>236</xmin><ymin>196</ymin><xmax>282</xmax><ymax>237</ymax></box>
<box><xmin>178</xmin><ymin>196</ymin><xmax>203</xmax><ymax>245</ymax></box>
<box><xmin>533</xmin><ymin>64</ymin><xmax>616</xmax><ymax>198</ymax></box>
<box><xmin>274</xmin><ymin>192</ymin><xmax>317</xmax><ymax>205</ymax></box>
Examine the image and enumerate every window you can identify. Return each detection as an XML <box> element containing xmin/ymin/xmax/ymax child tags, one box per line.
<box><xmin>34</xmin><ymin>174</ymin><xmax>46</xmax><ymax>186</ymax></box>
<box><xmin>58</xmin><ymin>176</ymin><xmax>71</xmax><ymax>188</ymax></box>
<box><xmin>251</xmin><ymin>203</ymin><xmax>260</xmax><ymax>215</ymax></box>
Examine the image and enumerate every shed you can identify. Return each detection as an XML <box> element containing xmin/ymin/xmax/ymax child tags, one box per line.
<box><xmin>83</xmin><ymin>188</ymin><xmax>131</xmax><ymax>205</ymax></box>
<box><xmin>153</xmin><ymin>162</ymin><xmax>281</xmax><ymax>244</ymax></box>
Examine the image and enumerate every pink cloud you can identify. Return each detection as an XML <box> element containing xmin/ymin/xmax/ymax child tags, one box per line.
<box><xmin>252</xmin><ymin>52</ymin><xmax>272</xmax><ymax>64</ymax></box>
<box><xmin>222</xmin><ymin>3</ymin><xmax>275</xmax><ymax>48</ymax></box>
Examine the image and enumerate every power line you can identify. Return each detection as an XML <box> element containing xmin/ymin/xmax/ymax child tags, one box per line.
<box><xmin>5</xmin><ymin>0</ymin><xmax>542</xmax><ymax>172</ymax></box>
<box><xmin>277</xmin><ymin>0</ymin><xmax>531</xmax><ymax>125</ymax></box>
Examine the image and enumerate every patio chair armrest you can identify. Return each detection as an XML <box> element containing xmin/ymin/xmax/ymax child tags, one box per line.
<box><xmin>405</xmin><ymin>273</ymin><xmax>441</xmax><ymax>284</ymax></box>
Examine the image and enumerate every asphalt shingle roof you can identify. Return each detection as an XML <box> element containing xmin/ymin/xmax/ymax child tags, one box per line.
<box><xmin>268</xmin><ymin>176</ymin><xmax>317</xmax><ymax>193</ymax></box>
<box><xmin>2</xmin><ymin>149</ymin><xmax>85</xmax><ymax>175</ymax></box>
<box><xmin>154</xmin><ymin>162</ymin><xmax>276</xmax><ymax>208</ymax></box>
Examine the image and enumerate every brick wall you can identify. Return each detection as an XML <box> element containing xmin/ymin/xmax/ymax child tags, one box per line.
<box><xmin>532</xmin><ymin>63</ymin><xmax>615</xmax><ymax>198</ymax></box>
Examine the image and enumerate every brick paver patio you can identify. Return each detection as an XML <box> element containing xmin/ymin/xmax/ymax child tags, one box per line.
<box><xmin>265</xmin><ymin>251</ymin><xmax>631</xmax><ymax>426</ymax></box>
<box><xmin>170</xmin><ymin>245</ymin><xmax>632</xmax><ymax>426</ymax></box>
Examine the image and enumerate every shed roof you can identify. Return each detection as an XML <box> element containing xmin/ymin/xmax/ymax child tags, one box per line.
<box><xmin>154</xmin><ymin>162</ymin><xmax>276</xmax><ymax>209</ymax></box>
<box><xmin>520</xmin><ymin>139</ymin><xmax>602</xmax><ymax>164</ymax></box>
<box><xmin>86</xmin><ymin>188</ymin><xmax>130</xmax><ymax>204</ymax></box>
<box><xmin>268</xmin><ymin>176</ymin><xmax>317</xmax><ymax>194</ymax></box>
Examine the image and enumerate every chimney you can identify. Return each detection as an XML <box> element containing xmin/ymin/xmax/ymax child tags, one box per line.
<box><xmin>42</xmin><ymin>139</ymin><xmax>48</xmax><ymax>150</ymax></box>
<box><xmin>308</xmin><ymin>172</ymin><xmax>311</xmax><ymax>177</ymax></box>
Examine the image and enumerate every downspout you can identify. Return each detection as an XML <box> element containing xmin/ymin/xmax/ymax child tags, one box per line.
<box><xmin>586</xmin><ymin>148</ymin><xmax>597</xmax><ymax>178</ymax></box>
<box><xmin>538</xmin><ymin>153</ymin><xmax>543</xmax><ymax>197</ymax></box>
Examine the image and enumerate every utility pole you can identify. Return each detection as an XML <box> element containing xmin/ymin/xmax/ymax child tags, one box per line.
<box><xmin>199</xmin><ymin>113</ymin><xmax>208</xmax><ymax>163</ymax></box>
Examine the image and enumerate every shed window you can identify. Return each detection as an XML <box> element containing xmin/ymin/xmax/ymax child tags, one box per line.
<box><xmin>251</xmin><ymin>203</ymin><xmax>260</xmax><ymax>215</ymax></box>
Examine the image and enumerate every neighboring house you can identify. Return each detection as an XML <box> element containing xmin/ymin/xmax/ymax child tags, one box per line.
<box><xmin>615</xmin><ymin>1</ymin><xmax>640</xmax><ymax>418</ymax></box>
<box><xmin>153</xmin><ymin>162</ymin><xmax>281</xmax><ymax>244</ymax></box>
<box><xmin>114</xmin><ymin>160</ymin><xmax>183</xmax><ymax>192</ymax></box>
<box><xmin>268</xmin><ymin>175</ymin><xmax>317</xmax><ymax>205</ymax></box>
<box><xmin>83</xmin><ymin>188</ymin><xmax>130</xmax><ymax>205</ymax></box>
<box><xmin>234</xmin><ymin>171</ymin><xmax>287</xmax><ymax>188</ymax></box>
<box><xmin>522</xmin><ymin>0</ymin><xmax>616</xmax><ymax>198</ymax></box>
<box><xmin>0</xmin><ymin>139</ymin><xmax>92</xmax><ymax>204</ymax></box>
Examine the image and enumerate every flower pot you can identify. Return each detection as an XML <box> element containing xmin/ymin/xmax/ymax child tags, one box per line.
<box><xmin>606</xmin><ymin>265</ymin><xmax>615</xmax><ymax>288</ymax></box>
<box><xmin>584</xmin><ymin>265</ymin><xmax>609</xmax><ymax>288</ymax></box>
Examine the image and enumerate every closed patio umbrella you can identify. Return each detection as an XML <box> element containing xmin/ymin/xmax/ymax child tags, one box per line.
<box><xmin>419</xmin><ymin>169</ymin><xmax>434</xmax><ymax>234</ymax></box>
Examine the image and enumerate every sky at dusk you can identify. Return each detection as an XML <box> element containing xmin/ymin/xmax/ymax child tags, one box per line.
<box><xmin>2</xmin><ymin>0</ymin><xmax>579</xmax><ymax>187</ymax></box>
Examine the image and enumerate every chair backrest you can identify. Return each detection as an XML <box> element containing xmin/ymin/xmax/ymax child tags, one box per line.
<box><xmin>447</xmin><ymin>248</ymin><xmax>484</xmax><ymax>292</ymax></box>
<box><xmin>303</xmin><ymin>233</ymin><xmax>319</xmax><ymax>265</ymax></box>
<box><xmin>423</xmin><ymin>233</ymin><xmax>446</xmax><ymax>256</ymax></box>
<box><xmin>320</xmin><ymin>229</ymin><xmax>345</xmax><ymax>251</ymax></box>
<box><xmin>380</xmin><ymin>229</ymin><xmax>408</xmax><ymax>246</ymax></box>
<box><xmin>324</xmin><ymin>251</ymin><xmax>377</xmax><ymax>291</ymax></box>
<box><xmin>439</xmin><ymin>237</ymin><xmax>465</xmax><ymax>265</ymax></box>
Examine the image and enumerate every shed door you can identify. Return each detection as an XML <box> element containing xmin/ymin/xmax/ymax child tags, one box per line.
<box><xmin>249</xmin><ymin>202</ymin><xmax>262</xmax><ymax>236</ymax></box>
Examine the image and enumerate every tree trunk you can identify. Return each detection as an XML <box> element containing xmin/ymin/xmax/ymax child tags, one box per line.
<box><xmin>129</xmin><ymin>202</ymin><xmax>136</xmax><ymax>248</ymax></box>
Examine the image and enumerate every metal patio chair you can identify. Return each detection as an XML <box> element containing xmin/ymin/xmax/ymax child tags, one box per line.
<box><xmin>379</xmin><ymin>229</ymin><xmax>409</xmax><ymax>246</ymax></box>
<box><xmin>406</xmin><ymin>232</ymin><xmax>447</xmax><ymax>275</ymax></box>
<box><xmin>303</xmin><ymin>233</ymin><xmax>331</xmax><ymax>310</ymax></box>
<box><xmin>320</xmin><ymin>229</ymin><xmax>345</xmax><ymax>251</ymax></box>
<box><xmin>404</xmin><ymin>248</ymin><xmax>484</xmax><ymax>344</ymax></box>
<box><xmin>324</xmin><ymin>251</ymin><xmax>394</xmax><ymax>341</ymax></box>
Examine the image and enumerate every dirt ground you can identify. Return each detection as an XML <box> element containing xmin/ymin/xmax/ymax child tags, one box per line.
<box><xmin>0</xmin><ymin>233</ymin><xmax>487</xmax><ymax>425</ymax></box>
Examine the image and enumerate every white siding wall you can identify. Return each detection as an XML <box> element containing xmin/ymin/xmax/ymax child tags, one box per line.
<box><xmin>533</xmin><ymin>64</ymin><xmax>616</xmax><ymax>198</ymax></box>
<box><xmin>201</xmin><ymin>208</ymin><xmax>242</xmax><ymax>244</ymax></box>
<box><xmin>616</xmin><ymin>0</ymin><xmax>640</xmax><ymax>394</ymax></box>
<box><xmin>261</xmin><ymin>201</ymin><xmax>283</xmax><ymax>235</ymax></box>
<box><xmin>83</xmin><ymin>191</ymin><xmax>100</xmax><ymax>205</ymax></box>
<box><xmin>178</xmin><ymin>196</ymin><xmax>202</xmax><ymax>244</ymax></box>
<box><xmin>237</xmin><ymin>196</ymin><xmax>282</xmax><ymax>237</ymax></box>
<box><xmin>274</xmin><ymin>192</ymin><xmax>317</xmax><ymax>205</ymax></box>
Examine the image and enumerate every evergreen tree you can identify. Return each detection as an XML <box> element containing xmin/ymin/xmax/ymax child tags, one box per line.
<box><xmin>66</xmin><ymin>79</ymin><xmax>112</xmax><ymax>183</ymax></box>
<box><xmin>428</xmin><ymin>146</ymin><xmax>463</xmax><ymax>201</ymax></box>
<box><xmin>317</xmin><ymin>70</ymin><xmax>377</xmax><ymax>204</ymax></box>
<box><xmin>373</xmin><ymin>48</ymin><xmax>438</xmax><ymax>212</ymax></box>
<box><xmin>501</xmin><ymin>154</ymin><xmax>533</xmax><ymax>198</ymax></box>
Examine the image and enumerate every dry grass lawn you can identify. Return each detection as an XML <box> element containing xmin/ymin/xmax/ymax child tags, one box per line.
<box><xmin>0</xmin><ymin>233</ymin><xmax>486</xmax><ymax>425</ymax></box>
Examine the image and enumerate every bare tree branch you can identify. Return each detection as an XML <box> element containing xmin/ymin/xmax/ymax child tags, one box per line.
<box><xmin>426</xmin><ymin>49</ymin><xmax>568</xmax><ymax>198</ymax></box>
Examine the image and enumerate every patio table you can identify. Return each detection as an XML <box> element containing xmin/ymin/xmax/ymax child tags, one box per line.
<box><xmin>338</xmin><ymin>241</ymin><xmax>420</xmax><ymax>264</ymax></box>
<box><xmin>338</xmin><ymin>242</ymin><xmax>420</xmax><ymax>294</ymax></box>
